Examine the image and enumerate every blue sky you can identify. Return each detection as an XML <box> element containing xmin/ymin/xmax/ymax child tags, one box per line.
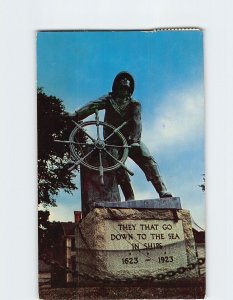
<box><xmin>37</xmin><ymin>30</ymin><xmax>205</xmax><ymax>228</ymax></box>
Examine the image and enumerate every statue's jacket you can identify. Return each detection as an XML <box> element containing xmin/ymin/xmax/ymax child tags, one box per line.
<box><xmin>74</xmin><ymin>93</ymin><xmax>160</xmax><ymax>183</ymax></box>
<box><xmin>74</xmin><ymin>93</ymin><xmax>142</xmax><ymax>145</ymax></box>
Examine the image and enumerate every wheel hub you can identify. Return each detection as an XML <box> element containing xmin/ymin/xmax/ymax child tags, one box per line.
<box><xmin>95</xmin><ymin>140</ymin><xmax>105</xmax><ymax>150</ymax></box>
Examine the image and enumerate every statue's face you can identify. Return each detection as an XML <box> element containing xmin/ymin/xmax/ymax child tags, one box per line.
<box><xmin>117</xmin><ymin>78</ymin><xmax>131</xmax><ymax>98</ymax></box>
<box><xmin>120</xmin><ymin>78</ymin><xmax>131</xmax><ymax>87</ymax></box>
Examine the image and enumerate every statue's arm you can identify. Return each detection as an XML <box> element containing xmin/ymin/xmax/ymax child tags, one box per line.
<box><xmin>128</xmin><ymin>101</ymin><xmax>142</xmax><ymax>144</ymax></box>
<box><xmin>70</xmin><ymin>95</ymin><xmax>109</xmax><ymax>121</ymax></box>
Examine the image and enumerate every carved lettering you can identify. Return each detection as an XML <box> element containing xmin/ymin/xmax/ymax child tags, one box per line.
<box><xmin>140</xmin><ymin>224</ymin><xmax>159</xmax><ymax>230</ymax></box>
<box><xmin>118</xmin><ymin>224</ymin><xmax>137</xmax><ymax>231</ymax></box>
<box><xmin>105</xmin><ymin>219</ymin><xmax>187</xmax><ymax>272</ymax></box>
<box><xmin>111</xmin><ymin>233</ymin><xmax>133</xmax><ymax>240</ymax></box>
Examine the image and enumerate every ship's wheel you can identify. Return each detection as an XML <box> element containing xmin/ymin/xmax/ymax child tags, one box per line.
<box><xmin>55</xmin><ymin>110</ymin><xmax>134</xmax><ymax>185</ymax></box>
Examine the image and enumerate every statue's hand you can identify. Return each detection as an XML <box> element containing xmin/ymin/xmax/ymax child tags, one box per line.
<box><xmin>68</xmin><ymin>111</ymin><xmax>81</xmax><ymax>122</ymax></box>
<box><xmin>130</xmin><ymin>142</ymin><xmax>140</xmax><ymax>148</ymax></box>
<box><xmin>68</xmin><ymin>112</ymin><xmax>77</xmax><ymax>118</ymax></box>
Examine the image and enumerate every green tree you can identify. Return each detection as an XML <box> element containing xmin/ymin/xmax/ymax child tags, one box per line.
<box><xmin>37</xmin><ymin>88</ymin><xmax>78</xmax><ymax>256</ymax></box>
<box><xmin>38</xmin><ymin>88</ymin><xmax>77</xmax><ymax>207</ymax></box>
<box><xmin>38</xmin><ymin>88</ymin><xmax>77</xmax><ymax>206</ymax></box>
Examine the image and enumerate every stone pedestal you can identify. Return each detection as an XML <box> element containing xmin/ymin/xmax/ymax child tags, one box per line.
<box><xmin>76</xmin><ymin>200</ymin><xmax>198</xmax><ymax>282</ymax></box>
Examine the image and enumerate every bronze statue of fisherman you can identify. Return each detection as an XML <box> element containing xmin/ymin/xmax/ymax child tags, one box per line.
<box><xmin>70</xmin><ymin>71</ymin><xmax>172</xmax><ymax>200</ymax></box>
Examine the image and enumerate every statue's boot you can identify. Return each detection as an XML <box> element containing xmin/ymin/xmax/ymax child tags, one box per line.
<box><xmin>142</xmin><ymin>158</ymin><xmax>172</xmax><ymax>198</ymax></box>
<box><xmin>151</xmin><ymin>176</ymin><xmax>172</xmax><ymax>198</ymax></box>
<box><xmin>128</xmin><ymin>142</ymin><xmax>172</xmax><ymax>198</ymax></box>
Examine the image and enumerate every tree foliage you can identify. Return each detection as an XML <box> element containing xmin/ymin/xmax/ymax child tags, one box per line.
<box><xmin>37</xmin><ymin>88</ymin><xmax>77</xmax><ymax>209</ymax></box>
<box><xmin>38</xmin><ymin>88</ymin><xmax>79</xmax><ymax>258</ymax></box>
<box><xmin>37</xmin><ymin>88</ymin><xmax>89</xmax><ymax>259</ymax></box>
<box><xmin>38</xmin><ymin>211</ymin><xmax>64</xmax><ymax>261</ymax></box>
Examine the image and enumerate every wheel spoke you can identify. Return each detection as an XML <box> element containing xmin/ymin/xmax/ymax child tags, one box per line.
<box><xmin>103</xmin><ymin>149</ymin><xmax>134</xmax><ymax>176</ymax></box>
<box><xmin>68</xmin><ymin>148</ymin><xmax>96</xmax><ymax>171</ymax></box>
<box><xmin>64</xmin><ymin>159</ymin><xmax>76</xmax><ymax>167</ymax></box>
<box><xmin>95</xmin><ymin>110</ymin><xmax>101</xmax><ymax>141</ymax></box>
<box><xmin>55</xmin><ymin>139</ymin><xmax>77</xmax><ymax>144</ymax></box>
<box><xmin>104</xmin><ymin>121</ymin><xmax>128</xmax><ymax>142</ymax></box>
<box><xmin>55</xmin><ymin>139</ymin><xmax>94</xmax><ymax>146</ymax></box>
<box><xmin>72</xmin><ymin>120</ymin><xmax>96</xmax><ymax>143</ymax></box>
<box><xmin>99</xmin><ymin>150</ymin><xmax>104</xmax><ymax>185</ymax></box>
<box><xmin>105</xmin><ymin>144</ymin><xmax>131</xmax><ymax>148</ymax></box>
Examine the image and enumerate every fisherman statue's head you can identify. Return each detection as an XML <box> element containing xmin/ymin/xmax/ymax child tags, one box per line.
<box><xmin>112</xmin><ymin>72</ymin><xmax>135</xmax><ymax>98</ymax></box>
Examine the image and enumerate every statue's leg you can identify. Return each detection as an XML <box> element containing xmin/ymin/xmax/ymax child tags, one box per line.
<box><xmin>129</xmin><ymin>143</ymin><xmax>172</xmax><ymax>198</ymax></box>
<box><xmin>147</xmin><ymin>160</ymin><xmax>172</xmax><ymax>198</ymax></box>
<box><xmin>116</xmin><ymin>168</ymin><xmax>135</xmax><ymax>201</ymax></box>
<box><xmin>107</xmin><ymin>147</ymin><xmax>135</xmax><ymax>201</ymax></box>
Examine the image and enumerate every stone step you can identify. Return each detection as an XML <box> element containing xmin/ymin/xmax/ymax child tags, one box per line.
<box><xmin>93</xmin><ymin>197</ymin><xmax>181</xmax><ymax>210</ymax></box>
